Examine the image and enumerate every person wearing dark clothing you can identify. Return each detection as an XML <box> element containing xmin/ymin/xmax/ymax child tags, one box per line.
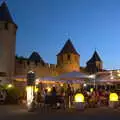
<box><xmin>51</xmin><ymin>87</ymin><xmax>57</xmax><ymax>97</ymax></box>
<box><xmin>65</xmin><ymin>84</ymin><xmax>72</xmax><ymax>108</ymax></box>
<box><xmin>51</xmin><ymin>87</ymin><xmax>57</xmax><ymax>108</ymax></box>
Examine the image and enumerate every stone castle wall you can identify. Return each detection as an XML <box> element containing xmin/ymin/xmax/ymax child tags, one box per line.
<box><xmin>15</xmin><ymin>54</ymin><xmax>81</xmax><ymax>77</ymax></box>
<box><xmin>57</xmin><ymin>53</ymin><xmax>80</xmax><ymax>74</ymax></box>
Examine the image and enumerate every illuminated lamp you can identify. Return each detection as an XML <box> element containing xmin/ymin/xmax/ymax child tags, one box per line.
<box><xmin>74</xmin><ymin>93</ymin><xmax>85</xmax><ymax>103</ymax></box>
<box><xmin>74</xmin><ymin>93</ymin><xmax>85</xmax><ymax>110</ymax></box>
<box><xmin>109</xmin><ymin>93</ymin><xmax>119</xmax><ymax>108</ymax></box>
<box><xmin>109</xmin><ymin>93</ymin><xmax>118</xmax><ymax>102</ymax></box>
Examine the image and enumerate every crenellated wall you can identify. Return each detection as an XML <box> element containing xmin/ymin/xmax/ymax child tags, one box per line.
<box><xmin>15</xmin><ymin>58</ymin><xmax>58</xmax><ymax>77</ymax></box>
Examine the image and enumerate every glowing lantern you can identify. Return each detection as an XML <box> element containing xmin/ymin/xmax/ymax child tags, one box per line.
<box><xmin>74</xmin><ymin>93</ymin><xmax>85</xmax><ymax>102</ymax></box>
<box><xmin>109</xmin><ymin>93</ymin><xmax>118</xmax><ymax>102</ymax></box>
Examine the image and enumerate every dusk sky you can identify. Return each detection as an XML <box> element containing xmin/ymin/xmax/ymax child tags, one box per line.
<box><xmin>4</xmin><ymin>0</ymin><xmax>120</xmax><ymax>70</ymax></box>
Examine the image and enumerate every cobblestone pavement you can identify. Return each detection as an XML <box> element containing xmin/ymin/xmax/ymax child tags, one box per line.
<box><xmin>0</xmin><ymin>105</ymin><xmax>120</xmax><ymax>120</ymax></box>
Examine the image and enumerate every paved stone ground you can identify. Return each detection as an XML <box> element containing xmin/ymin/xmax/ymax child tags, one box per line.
<box><xmin>0</xmin><ymin>105</ymin><xmax>120</xmax><ymax>120</ymax></box>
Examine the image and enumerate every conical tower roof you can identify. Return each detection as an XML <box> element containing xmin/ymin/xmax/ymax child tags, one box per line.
<box><xmin>29</xmin><ymin>52</ymin><xmax>45</xmax><ymax>64</ymax></box>
<box><xmin>87</xmin><ymin>51</ymin><xmax>102</xmax><ymax>64</ymax></box>
<box><xmin>0</xmin><ymin>2</ymin><xmax>15</xmax><ymax>23</ymax></box>
<box><xmin>57</xmin><ymin>39</ymin><xmax>79</xmax><ymax>56</ymax></box>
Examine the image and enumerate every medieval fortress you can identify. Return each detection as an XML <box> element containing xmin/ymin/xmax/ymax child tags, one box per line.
<box><xmin>0</xmin><ymin>2</ymin><xmax>103</xmax><ymax>84</ymax></box>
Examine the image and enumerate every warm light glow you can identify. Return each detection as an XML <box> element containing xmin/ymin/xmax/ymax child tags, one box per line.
<box><xmin>26</xmin><ymin>86</ymin><xmax>34</xmax><ymax>106</ymax></box>
<box><xmin>110</xmin><ymin>76</ymin><xmax>114</xmax><ymax>79</ymax></box>
<box><xmin>109</xmin><ymin>93</ymin><xmax>118</xmax><ymax>102</ymax></box>
<box><xmin>15</xmin><ymin>78</ymin><xmax>26</xmax><ymax>82</ymax></box>
<box><xmin>117</xmin><ymin>73</ymin><xmax>120</xmax><ymax>77</ymax></box>
<box><xmin>46</xmin><ymin>87</ymin><xmax>51</xmax><ymax>92</ymax></box>
<box><xmin>60</xmin><ymin>84</ymin><xmax>63</xmax><ymax>87</ymax></box>
<box><xmin>117</xmin><ymin>70</ymin><xmax>120</xmax><ymax>73</ymax></box>
<box><xmin>83</xmin><ymin>83</ymin><xmax>87</xmax><ymax>87</ymax></box>
<box><xmin>74</xmin><ymin>93</ymin><xmax>85</xmax><ymax>102</ymax></box>
<box><xmin>89</xmin><ymin>74</ymin><xmax>95</xmax><ymax>79</ymax></box>
<box><xmin>90</xmin><ymin>88</ymin><xmax>93</xmax><ymax>92</ymax></box>
<box><xmin>7</xmin><ymin>84</ymin><xmax>13</xmax><ymax>88</ymax></box>
<box><xmin>35</xmin><ymin>79</ymin><xmax>39</xmax><ymax>85</ymax></box>
<box><xmin>34</xmin><ymin>86</ymin><xmax>39</xmax><ymax>93</ymax></box>
<box><xmin>28</xmin><ymin>71</ymin><xmax>34</xmax><ymax>74</ymax></box>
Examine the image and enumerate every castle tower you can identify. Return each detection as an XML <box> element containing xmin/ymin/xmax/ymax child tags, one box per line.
<box><xmin>86</xmin><ymin>50</ymin><xmax>103</xmax><ymax>74</ymax></box>
<box><xmin>0</xmin><ymin>2</ymin><xmax>17</xmax><ymax>84</ymax></box>
<box><xmin>57</xmin><ymin>39</ymin><xmax>80</xmax><ymax>74</ymax></box>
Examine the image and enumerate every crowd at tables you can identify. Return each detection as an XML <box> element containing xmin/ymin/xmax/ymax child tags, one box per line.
<box><xmin>33</xmin><ymin>84</ymin><xmax>120</xmax><ymax>109</ymax></box>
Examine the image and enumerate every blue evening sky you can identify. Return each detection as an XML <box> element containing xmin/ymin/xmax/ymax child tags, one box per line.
<box><xmin>4</xmin><ymin>0</ymin><xmax>120</xmax><ymax>70</ymax></box>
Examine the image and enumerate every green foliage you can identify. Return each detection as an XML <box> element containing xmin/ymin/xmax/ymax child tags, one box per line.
<box><xmin>6</xmin><ymin>86</ymin><xmax>21</xmax><ymax>104</ymax></box>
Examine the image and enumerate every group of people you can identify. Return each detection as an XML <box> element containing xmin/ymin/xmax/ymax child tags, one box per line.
<box><xmin>18</xmin><ymin>84</ymin><xmax>119</xmax><ymax>109</ymax></box>
<box><xmin>0</xmin><ymin>90</ymin><xmax>7</xmax><ymax>104</ymax></box>
<box><xmin>35</xmin><ymin>84</ymin><xmax>117</xmax><ymax>108</ymax></box>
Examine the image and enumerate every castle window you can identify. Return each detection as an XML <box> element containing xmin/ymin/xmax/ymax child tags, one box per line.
<box><xmin>67</xmin><ymin>54</ymin><xmax>71</xmax><ymax>60</ymax></box>
<box><xmin>5</xmin><ymin>23</ymin><xmax>8</xmax><ymax>30</ymax></box>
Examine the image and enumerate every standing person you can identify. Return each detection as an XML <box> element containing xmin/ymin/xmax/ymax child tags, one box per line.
<box><xmin>43</xmin><ymin>89</ymin><xmax>48</xmax><ymax>100</ymax></box>
<box><xmin>37</xmin><ymin>91</ymin><xmax>42</xmax><ymax>107</ymax></box>
<box><xmin>65</xmin><ymin>84</ymin><xmax>72</xmax><ymax>108</ymax></box>
<box><xmin>51</xmin><ymin>86</ymin><xmax>57</xmax><ymax>108</ymax></box>
<box><xmin>51</xmin><ymin>86</ymin><xmax>57</xmax><ymax>97</ymax></box>
<box><xmin>60</xmin><ymin>86</ymin><xmax>65</xmax><ymax>96</ymax></box>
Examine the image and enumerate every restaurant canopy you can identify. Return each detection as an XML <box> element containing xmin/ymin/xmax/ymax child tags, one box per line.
<box><xmin>90</xmin><ymin>71</ymin><xmax>120</xmax><ymax>84</ymax></box>
<box><xmin>55</xmin><ymin>71</ymin><xmax>90</xmax><ymax>84</ymax></box>
<box><xmin>39</xmin><ymin>76</ymin><xmax>57</xmax><ymax>81</ymax></box>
